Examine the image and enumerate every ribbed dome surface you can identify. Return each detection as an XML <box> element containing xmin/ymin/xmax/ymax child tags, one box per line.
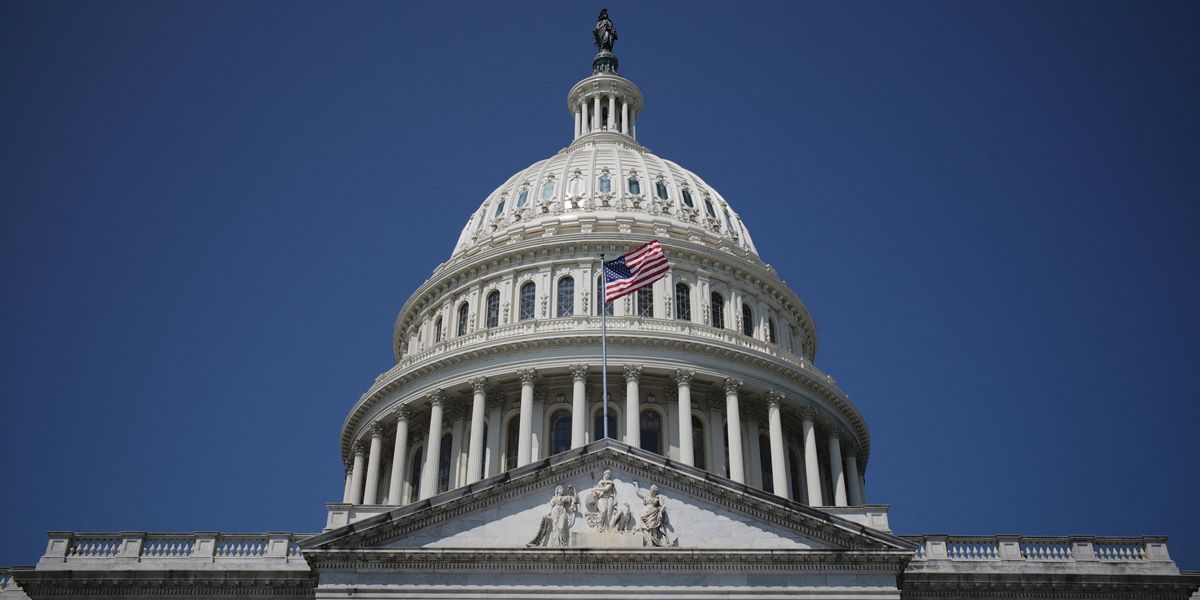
<box><xmin>451</xmin><ymin>134</ymin><xmax>758</xmax><ymax>259</ymax></box>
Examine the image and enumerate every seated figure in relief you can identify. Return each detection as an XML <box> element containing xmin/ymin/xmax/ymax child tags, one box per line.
<box><xmin>634</xmin><ymin>481</ymin><xmax>678</xmax><ymax>547</ymax></box>
<box><xmin>583</xmin><ymin>469</ymin><xmax>618</xmax><ymax>531</ymax></box>
<box><xmin>527</xmin><ymin>485</ymin><xmax>579</xmax><ymax>547</ymax></box>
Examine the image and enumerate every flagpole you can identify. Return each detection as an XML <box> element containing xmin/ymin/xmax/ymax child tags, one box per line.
<box><xmin>600</xmin><ymin>253</ymin><xmax>609</xmax><ymax>440</ymax></box>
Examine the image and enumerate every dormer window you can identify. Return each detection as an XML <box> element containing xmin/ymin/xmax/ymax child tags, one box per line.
<box><xmin>628</xmin><ymin>177</ymin><xmax>641</xmax><ymax>195</ymax></box>
<box><xmin>703</xmin><ymin>196</ymin><xmax>716</xmax><ymax>217</ymax></box>
<box><xmin>599</xmin><ymin>175</ymin><xmax>612</xmax><ymax>194</ymax></box>
<box><xmin>655</xmin><ymin>181</ymin><xmax>669</xmax><ymax>200</ymax></box>
<box><xmin>516</xmin><ymin>189</ymin><xmax>529</xmax><ymax>208</ymax></box>
<box><xmin>681</xmin><ymin>188</ymin><xmax>695</xmax><ymax>208</ymax></box>
<box><xmin>541</xmin><ymin>181</ymin><xmax>556</xmax><ymax>201</ymax></box>
<box><xmin>493</xmin><ymin>197</ymin><xmax>506</xmax><ymax>217</ymax></box>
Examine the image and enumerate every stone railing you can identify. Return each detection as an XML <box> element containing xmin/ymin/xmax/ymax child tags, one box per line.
<box><xmin>905</xmin><ymin>535</ymin><xmax>1175</xmax><ymax>570</ymax></box>
<box><xmin>36</xmin><ymin>532</ymin><xmax>312</xmax><ymax>570</ymax></box>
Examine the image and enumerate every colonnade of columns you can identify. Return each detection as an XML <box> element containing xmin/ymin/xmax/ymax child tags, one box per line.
<box><xmin>574</xmin><ymin>93</ymin><xmax>635</xmax><ymax>140</ymax></box>
<box><xmin>341</xmin><ymin>365</ymin><xmax>866</xmax><ymax>509</ymax></box>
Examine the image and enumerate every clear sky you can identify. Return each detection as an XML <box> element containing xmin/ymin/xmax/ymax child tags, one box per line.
<box><xmin>2</xmin><ymin>1</ymin><xmax>1197</xmax><ymax>569</ymax></box>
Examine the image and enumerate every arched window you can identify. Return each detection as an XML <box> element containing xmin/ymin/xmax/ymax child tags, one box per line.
<box><xmin>692</xmin><ymin>416</ymin><xmax>706</xmax><ymax>470</ymax></box>
<box><xmin>556</xmin><ymin>277</ymin><xmax>574</xmax><ymax>317</ymax></box>
<box><xmin>675</xmin><ymin>282</ymin><xmax>691</xmax><ymax>321</ymax></box>
<box><xmin>628</xmin><ymin>177</ymin><xmax>641</xmax><ymax>195</ymax></box>
<box><xmin>485</xmin><ymin>290</ymin><xmax>500</xmax><ymax>328</ymax></box>
<box><xmin>594</xmin><ymin>410</ymin><xmax>617</xmax><ymax>440</ymax></box>
<box><xmin>549</xmin><ymin>410</ymin><xmax>572</xmax><ymax>456</ymax></box>
<box><xmin>457</xmin><ymin>302</ymin><xmax>470</xmax><ymax>336</ymax></box>
<box><xmin>759</xmin><ymin>434</ymin><xmax>774</xmax><ymax>494</ymax></box>
<box><xmin>408</xmin><ymin>447</ymin><xmax>423</xmax><ymax>503</ymax></box>
<box><xmin>516</xmin><ymin>188</ymin><xmax>529</xmax><ymax>208</ymax></box>
<box><xmin>434</xmin><ymin>316</ymin><xmax>443</xmax><ymax>342</ymax></box>
<box><xmin>768</xmin><ymin>318</ymin><xmax>778</xmax><ymax>344</ymax></box>
<box><xmin>505</xmin><ymin>417</ymin><xmax>520</xmax><ymax>471</ymax></box>
<box><xmin>640</xmin><ymin>410</ymin><xmax>662</xmax><ymax>455</ymax></box>
<box><xmin>710</xmin><ymin>292</ymin><xmax>725</xmax><ymax>328</ymax></box>
<box><xmin>598</xmin><ymin>175</ymin><xmax>612</xmax><ymax>194</ymax></box>
<box><xmin>519</xmin><ymin>282</ymin><xmax>536</xmax><ymax>320</ymax></box>
<box><xmin>655</xmin><ymin>181</ymin><xmax>669</xmax><ymax>200</ymax></box>
<box><xmin>636</xmin><ymin>287</ymin><xmax>654</xmax><ymax>317</ymax></box>
<box><xmin>703</xmin><ymin>196</ymin><xmax>716</xmax><ymax>217</ymax></box>
<box><xmin>595</xmin><ymin>275</ymin><xmax>613</xmax><ymax>316</ymax></box>
<box><xmin>541</xmin><ymin>180</ymin><xmax>556</xmax><ymax>201</ymax></box>
<box><xmin>742</xmin><ymin>304</ymin><xmax>754</xmax><ymax>336</ymax></box>
<box><xmin>437</xmin><ymin>433</ymin><xmax>453</xmax><ymax>493</ymax></box>
<box><xmin>681</xmin><ymin>188</ymin><xmax>695</xmax><ymax>208</ymax></box>
<box><xmin>493</xmin><ymin>196</ymin><xmax>506</xmax><ymax>217</ymax></box>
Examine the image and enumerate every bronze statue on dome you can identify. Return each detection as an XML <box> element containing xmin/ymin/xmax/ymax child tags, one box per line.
<box><xmin>594</xmin><ymin>9</ymin><xmax>617</xmax><ymax>52</ymax></box>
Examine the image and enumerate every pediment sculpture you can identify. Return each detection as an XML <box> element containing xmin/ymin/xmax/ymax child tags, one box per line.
<box><xmin>527</xmin><ymin>469</ymin><xmax>677</xmax><ymax>548</ymax></box>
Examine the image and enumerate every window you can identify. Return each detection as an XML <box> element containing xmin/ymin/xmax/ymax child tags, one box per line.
<box><xmin>493</xmin><ymin>197</ymin><xmax>506</xmax><ymax>217</ymax></box>
<box><xmin>595</xmin><ymin>275</ymin><xmax>613</xmax><ymax>316</ymax></box>
<box><xmin>569</xmin><ymin>176</ymin><xmax>583</xmax><ymax>196</ymax></box>
<box><xmin>599</xmin><ymin>175</ymin><xmax>611</xmax><ymax>194</ymax></box>
<box><xmin>628</xmin><ymin>177</ymin><xmax>641</xmax><ymax>195</ymax></box>
<box><xmin>437</xmin><ymin>433</ymin><xmax>453</xmax><ymax>493</ymax></box>
<box><xmin>675</xmin><ymin>283</ymin><xmax>691</xmax><ymax>321</ymax></box>
<box><xmin>485</xmin><ymin>290</ymin><xmax>500</xmax><ymax>328</ymax></box>
<box><xmin>640</xmin><ymin>410</ymin><xmax>662</xmax><ymax>455</ymax></box>
<box><xmin>768</xmin><ymin>318</ymin><xmax>778</xmax><ymax>344</ymax></box>
<box><xmin>519</xmin><ymin>282</ymin><xmax>536</xmax><ymax>320</ymax></box>
<box><xmin>759</xmin><ymin>434</ymin><xmax>774</xmax><ymax>494</ymax></box>
<box><xmin>681</xmin><ymin>188</ymin><xmax>694</xmax><ymax>208</ymax></box>
<box><xmin>723</xmin><ymin>208</ymin><xmax>734</xmax><ymax>231</ymax></box>
<box><xmin>594</xmin><ymin>410</ymin><xmax>617</xmax><ymax>440</ymax></box>
<box><xmin>703</xmin><ymin>196</ymin><xmax>716</xmax><ymax>217</ymax></box>
<box><xmin>655</xmin><ymin>180</ymin><xmax>669</xmax><ymax>200</ymax></box>
<box><xmin>541</xmin><ymin>180</ymin><xmax>555</xmax><ymax>201</ymax></box>
<box><xmin>457</xmin><ymin>302</ymin><xmax>470</xmax><ymax>336</ymax></box>
<box><xmin>693</xmin><ymin>416</ymin><xmax>706</xmax><ymax>470</ymax></box>
<box><xmin>549</xmin><ymin>410</ymin><xmax>571</xmax><ymax>456</ymax></box>
<box><xmin>710</xmin><ymin>292</ymin><xmax>725</xmax><ymax>328</ymax></box>
<box><xmin>636</xmin><ymin>287</ymin><xmax>654</xmax><ymax>317</ymax></box>
<box><xmin>556</xmin><ymin>277</ymin><xmax>574</xmax><ymax>317</ymax></box>
<box><xmin>516</xmin><ymin>188</ymin><xmax>529</xmax><ymax>208</ymax></box>
<box><xmin>742</xmin><ymin>304</ymin><xmax>754</xmax><ymax>336</ymax></box>
<box><xmin>434</xmin><ymin>316</ymin><xmax>443</xmax><ymax>342</ymax></box>
<box><xmin>506</xmin><ymin>417</ymin><xmax>520</xmax><ymax>471</ymax></box>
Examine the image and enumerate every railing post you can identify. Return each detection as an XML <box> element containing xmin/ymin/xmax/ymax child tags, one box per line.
<box><xmin>997</xmin><ymin>535</ymin><xmax>1023</xmax><ymax>560</ymax></box>
<box><xmin>924</xmin><ymin>535</ymin><xmax>948</xmax><ymax>559</ymax></box>
<box><xmin>1071</xmin><ymin>536</ymin><xmax>1097</xmax><ymax>561</ymax></box>
<box><xmin>118</xmin><ymin>532</ymin><xmax>145</xmax><ymax>559</ymax></box>
<box><xmin>1144</xmin><ymin>536</ymin><xmax>1171</xmax><ymax>561</ymax></box>
<box><xmin>193</xmin><ymin>532</ymin><xmax>218</xmax><ymax>560</ymax></box>
<box><xmin>43</xmin><ymin>532</ymin><xmax>72</xmax><ymax>562</ymax></box>
<box><xmin>266</xmin><ymin>533</ymin><xmax>291</xmax><ymax>558</ymax></box>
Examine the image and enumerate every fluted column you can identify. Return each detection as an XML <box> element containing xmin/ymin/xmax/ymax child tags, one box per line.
<box><xmin>362</xmin><ymin>423</ymin><xmax>385</xmax><ymax>504</ymax></box>
<box><xmin>592</xmin><ymin>95</ymin><xmax>601</xmax><ymax>130</ymax></box>
<box><xmin>341</xmin><ymin>463</ymin><xmax>354</xmax><ymax>503</ymax></box>
<box><xmin>466</xmin><ymin>378</ymin><xmax>488</xmax><ymax>484</ymax></box>
<box><xmin>517</xmin><ymin>369</ymin><xmax>536</xmax><ymax>466</ymax></box>
<box><xmin>387</xmin><ymin>406</ymin><xmax>410</xmax><ymax>505</ymax></box>
<box><xmin>448</xmin><ymin>407</ymin><xmax>465</xmax><ymax>488</ymax></box>
<box><xmin>801</xmin><ymin>408</ymin><xmax>823</xmax><ymax>506</ymax></box>
<box><xmin>675</xmin><ymin>369</ymin><xmax>695</xmax><ymax>466</ymax></box>
<box><xmin>581</xmin><ymin>101</ymin><xmax>589</xmax><ymax>134</ymax></box>
<box><xmin>349</xmin><ymin>442</ymin><xmax>365</xmax><ymax>504</ymax></box>
<box><xmin>486</xmin><ymin>394</ymin><xmax>502</xmax><ymax>477</ymax></box>
<box><xmin>766</xmin><ymin>392</ymin><xmax>789</xmax><ymax>500</ymax></box>
<box><xmin>707</xmin><ymin>393</ymin><xmax>726</xmax><ymax>476</ymax></box>
<box><xmin>607</xmin><ymin>95</ymin><xmax>616</xmax><ymax>130</ymax></box>
<box><xmin>570</xmin><ymin>365</ymin><xmax>589</xmax><ymax>448</ymax></box>
<box><xmin>828</xmin><ymin>427</ymin><xmax>848</xmax><ymax>507</ymax></box>
<box><xmin>624</xmin><ymin>365</ymin><xmax>642</xmax><ymax>447</ymax></box>
<box><xmin>845</xmin><ymin>450</ymin><xmax>863</xmax><ymax>506</ymax></box>
<box><xmin>574</xmin><ymin>106</ymin><xmax>581</xmax><ymax>138</ymax></box>
<box><xmin>724</xmin><ymin>378</ymin><xmax>745</xmax><ymax>483</ymax></box>
<box><xmin>621</xmin><ymin>100</ymin><xmax>629</xmax><ymax>134</ymax></box>
<box><xmin>419</xmin><ymin>390</ymin><xmax>446</xmax><ymax>499</ymax></box>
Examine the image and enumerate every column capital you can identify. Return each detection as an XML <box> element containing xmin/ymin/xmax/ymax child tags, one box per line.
<box><xmin>623</xmin><ymin>364</ymin><xmax>642</xmax><ymax>382</ymax></box>
<box><xmin>570</xmin><ymin>364</ymin><xmax>590</xmax><ymax>382</ymax></box>
<box><xmin>798</xmin><ymin>404</ymin><xmax>818</xmax><ymax>422</ymax></box>
<box><xmin>391</xmin><ymin>404</ymin><xmax>412</xmax><ymax>422</ymax></box>
<box><xmin>445</xmin><ymin>402</ymin><xmax>469</xmax><ymax>422</ymax></box>
<box><xmin>673</xmin><ymin>368</ymin><xmax>695</xmax><ymax>386</ymax></box>
<box><xmin>518</xmin><ymin>368</ymin><xmax>538</xmax><ymax>385</ymax></box>
<box><xmin>723</xmin><ymin>377</ymin><xmax>743</xmax><ymax>395</ymax></box>
<box><xmin>429</xmin><ymin>389</ymin><xmax>447</xmax><ymax>407</ymax></box>
<box><xmin>351</xmin><ymin>441</ymin><xmax>365</xmax><ymax>456</ymax></box>
<box><xmin>533</xmin><ymin>387</ymin><xmax>547</xmax><ymax>403</ymax></box>
<box><xmin>827</xmin><ymin>423</ymin><xmax>843</xmax><ymax>440</ymax></box>
<box><xmin>369</xmin><ymin>422</ymin><xmax>386</xmax><ymax>437</ymax></box>
<box><xmin>766</xmin><ymin>390</ymin><xmax>785</xmax><ymax>410</ymax></box>
<box><xmin>705</xmin><ymin>390</ymin><xmax>726</xmax><ymax>411</ymax></box>
<box><xmin>470</xmin><ymin>377</ymin><xmax>489</xmax><ymax>394</ymax></box>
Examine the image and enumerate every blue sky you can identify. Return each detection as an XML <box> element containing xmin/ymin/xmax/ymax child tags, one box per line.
<box><xmin>2</xmin><ymin>1</ymin><xmax>1197</xmax><ymax>568</ymax></box>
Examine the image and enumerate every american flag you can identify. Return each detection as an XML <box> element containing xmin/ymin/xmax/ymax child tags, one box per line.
<box><xmin>603</xmin><ymin>240</ymin><xmax>669</xmax><ymax>302</ymax></box>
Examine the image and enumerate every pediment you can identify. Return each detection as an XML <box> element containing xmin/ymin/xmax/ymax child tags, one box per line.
<box><xmin>304</xmin><ymin>439</ymin><xmax>910</xmax><ymax>553</ymax></box>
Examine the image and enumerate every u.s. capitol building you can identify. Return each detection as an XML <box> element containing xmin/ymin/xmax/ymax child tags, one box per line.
<box><xmin>3</xmin><ymin>11</ymin><xmax>1196</xmax><ymax>600</ymax></box>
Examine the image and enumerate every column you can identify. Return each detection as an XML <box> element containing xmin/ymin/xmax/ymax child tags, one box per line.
<box><xmin>675</xmin><ymin>369</ymin><xmax>695</xmax><ymax>466</ymax></box>
<box><xmin>486</xmin><ymin>396</ymin><xmax>502</xmax><ymax>477</ymax></box>
<box><xmin>531</xmin><ymin>389</ymin><xmax>545</xmax><ymax>461</ymax></box>
<box><xmin>419</xmin><ymin>390</ymin><xmax>446</xmax><ymax>499</ymax></box>
<box><xmin>349</xmin><ymin>442</ymin><xmax>365</xmax><ymax>504</ymax></box>
<box><xmin>766</xmin><ymin>392</ymin><xmax>790</xmax><ymax>500</ymax></box>
<box><xmin>746</xmin><ymin>416</ymin><xmax>763</xmax><ymax>488</ymax></box>
<box><xmin>607</xmin><ymin>95</ymin><xmax>616</xmax><ymax>130</ymax></box>
<box><xmin>581</xmin><ymin>101</ymin><xmax>589</xmax><ymax>134</ymax></box>
<box><xmin>621</xmin><ymin>100</ymin><xmax>629</xmax><ymax>134</ymax></box>
<box><xmin>801</xmin><ymin>408</ymin><xmax>823</xmax><ymax>505</ymax></box>
<box><xmin>341</xmin><ymin>463</ymin><xmax>353</xmax><ymax>503</ymax></box>
<box><xmin>517</xmin><ymin>369</ymin><xmax>536</xmax><ymax>466</ymax></box>
<box><xmin>724</xmin><ymin>378</ymin><xmax>745</xmax><ymax>483</ymax></box>
<box><xmin>466</xmin><ymin>377</ymin><xmax>488</xmax><ymax>484</ymax></box>
<box><xmin>363</xmin><ymin>422</ymin><xmax>385</xmax><ymax>504</ymax></box>
<box><xmin>574</xmin><ymin>106</ymin><xmax>581</xmax><ymax>138</ymax></box>
<box><xmin>570</xmin><ymin>365</ymin><xmax>589</xmax><ymax>448</ymax></box>
<box><xmin>828</xmin><ymin>427</ymin><xmax>848</xmax><ymax>507</ymax></box>
<box><xmin>592</xmin><ymin>95</ymin><xmax>601</xmax><ymax>131</ymax></box>
<box><xmin>624</xmin><ymin>365</ymin><xmax>642</xmax><ymax>447</ymax></box>
<box><xmin>845</xmin><ymin>450</ymin><xmax>864</xmax><ymax>506</ymax></box>
<box><xmin>707</xmin><ymin>394</ymin><xmax>726</xmax><ymax>476</ymax></box>
<box><xmin>448</xmin><ymin>409</ymin><xmax>464</xmax><ymax>487</ymax></box>
<box><xmin>387</xmin><ymin>406</ymin><xmax>410</xmax><ymax>505</ymax></box>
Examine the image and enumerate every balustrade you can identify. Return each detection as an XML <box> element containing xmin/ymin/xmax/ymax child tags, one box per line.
<box><xmin>909</xmin><ymin>535</ymin><xmax>1164</xmax><ymax>565</ymax></box>
<box><xmin>41</xmin><ymin>532</ymin><xmax>312</xmax><ymax>568</ymax></box>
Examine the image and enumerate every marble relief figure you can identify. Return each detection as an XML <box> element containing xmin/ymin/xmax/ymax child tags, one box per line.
<box><xmin>527</xmin><ymin>485</ymin><xmax>579</xmax><ymax>547</ymax></box>
<box><xmin>635</xmin><ymin>482</ymin><xmax>677</xmax><ymax>547</ymax></box>
<box><xmin>583</xmin><ymin>469</ymin><xmax>618</xmax><ymax>531</ymax></box>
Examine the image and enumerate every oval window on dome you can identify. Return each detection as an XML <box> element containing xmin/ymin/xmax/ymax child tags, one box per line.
<box><xmin>599</xmin><ymin>175</ymin><xmax>611</xmax><ymax>194</ymax></box>
<box><xmin>681</xmin><ymin>188</ymin><xmax>695</xmax><ymax>208</ymax></box>
<box><xmin>703</xmin><ymin>196</ymin><xmax>716</xmax><ymax>217</ymax></box>
<box><xmin>493</xmin><ymin>197</ymin><xmax>506</xmax><ymax>217</ymax></box>
<box><xmin>516</xmin><ymin>189</ymin><xmax>528</xmax><ymax>208</ymax></box>
<box><xmin>723</xmin><ymin>207</ymin><xmax>734</xmax><ymax>230</ymax></box>
<box><xmin>655</xmin><ymin>181</ymin><xmax>669</xmax><ymax>200</ymax></box>
<box><xmin>541</xmin><ymin>181</ymin><xmax>556</xmax><ymax>201</ymax></box>
<box><xmin>628</xmin><ymin>177</ymin><xmax>641</xmax><ymax>195</ymax></box>
<box><xmin>569</xmin><ymin>176</ymin><xmax>583</xmax><ymax>196</ymax></box>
